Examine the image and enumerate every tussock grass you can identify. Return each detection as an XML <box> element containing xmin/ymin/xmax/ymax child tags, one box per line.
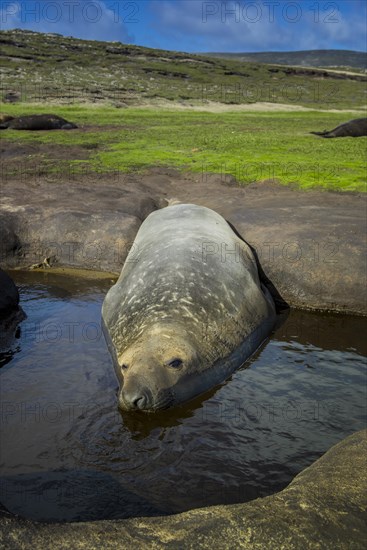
<box><xmin>1</xmin><ymin>104</ymin><xmax>365</xmax><ymax>192</ymax></box>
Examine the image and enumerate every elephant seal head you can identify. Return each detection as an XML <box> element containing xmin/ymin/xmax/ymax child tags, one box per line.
<box><xmin>113</xmin><ymin>323</ymin><xmax>203</xmax><ymax>411</ymax></box>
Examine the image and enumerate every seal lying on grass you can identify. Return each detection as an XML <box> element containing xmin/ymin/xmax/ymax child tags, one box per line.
<box><xmin>0</xmin><ymin>114</ymin><xmax>14</xmax><ymax>124</ymax></box>
<box><xmin>310</xmin><ymin>118</ymin><xmax>367</xmax><ymax>138</ymax></box>
<box><xmin>102</xmin><ymin>204</ymin><xmax>276</xmax><ymax>412</ymax></box>
<box><xmin>0</xmin><ymin>114</ymin><xmax>77</xmax><ymax>130</ymax></box>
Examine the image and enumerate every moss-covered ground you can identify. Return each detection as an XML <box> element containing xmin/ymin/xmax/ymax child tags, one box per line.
<box><xmin>1</xmin><ymin>104</ymin><xmax>365</xmax><ymax>192</ymax></box>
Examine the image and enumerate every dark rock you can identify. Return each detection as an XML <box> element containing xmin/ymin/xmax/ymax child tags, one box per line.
<box><xmin>0</xmin><ymin>268</ymin><xmax>25</xmax><ymax>350</ymax></box>
<box><xmin>224</xmin><ymin>71</ymin><xmax>250</xmax><ymax>77</ymax></box>
<box><xmin>3</xmin><ymin>91</ymin><xmax>20</xmax><ymax>103</ymax></box>
<box><xmin>0</xmin><ymin>268</ymin><xmax>19</xmax><ymax>320</ymax></box>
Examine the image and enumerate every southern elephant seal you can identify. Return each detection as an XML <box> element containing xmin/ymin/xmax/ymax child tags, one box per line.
<box><xmin>0</xmin><ymin>114</ymin><xmax>14</xmax><ymax>124</ymax></box>
<box><xmin>102</xmin><ymin>204</ymin><xmax>276</xmax><ymax>412</ymax></box>
<box><xmin>0</xmin><ymin>114</ymin><xmax>77</xmax><ymax>130</ymax></box>
<box><xmin>310</xmin><ymin>117</ymin><xmax>367</xmax><ymax>138</ymax></box>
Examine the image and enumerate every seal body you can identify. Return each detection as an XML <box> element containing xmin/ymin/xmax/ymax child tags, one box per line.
<box><xmin>310</xmin><ymin>118</ymin><xmax>367</xmax><ymax>138</ymax></box>
<box><xmin>102</xmin><ymin>204</ymin><xmax>276</xmax><ymax>411</ymax></box>
<box><xmin>0</xmin><ymin>114</ymin><xmax>14</xmax><ymax>124</ymax></box>
<box><xmin>0</xmin><ymin>114</ymin><xmax>77</xmax><ymax>130</ymax></box>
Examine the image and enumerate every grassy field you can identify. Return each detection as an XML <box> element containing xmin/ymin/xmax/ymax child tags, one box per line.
<box><xmin>1</xmin><ymin>103</ymin><xmax>366</xmax><ymax>192</ymax></box>
<box><xmin>1</xmin><ymin>30</ymin><xmax>366</xmax><ymax>110</ymax></box>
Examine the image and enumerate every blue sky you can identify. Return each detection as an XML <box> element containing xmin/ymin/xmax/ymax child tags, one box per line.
<box><xmin>0</xmin><ymin>0</ymin><xmax>366</xmax><ymax>52</ymax></box>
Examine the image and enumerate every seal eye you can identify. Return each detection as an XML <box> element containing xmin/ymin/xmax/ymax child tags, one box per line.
<box><xmin>167</xmin><ymin>358</ymin><xmax>183</xmax><ymax>369</ymax></box>
<box><xmin>121</xmin><ymin>363</ymin><xmax>128</xmax><ymax>370</ymax></box>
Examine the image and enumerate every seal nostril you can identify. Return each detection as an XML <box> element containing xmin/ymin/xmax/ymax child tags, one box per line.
<box><xmin>121</xmin><ymin>381</ymin><xmax>152</xmax><ymax>411</ymax></box>
<box><xmin>133</xmin><ymin>395</ymin><xmax>146</xmax><ymax>409</ymax></box>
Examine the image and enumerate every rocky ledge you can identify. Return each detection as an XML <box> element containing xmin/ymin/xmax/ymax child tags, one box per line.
<box><xmin>0</xmin><ymin>169</ymin><xmax>366</xmax><ymax>315</ymax></box>
<box><xmin>0</xmin><ymin>429</ymin><xmax>366</xmax><ymax>549</ymax></box>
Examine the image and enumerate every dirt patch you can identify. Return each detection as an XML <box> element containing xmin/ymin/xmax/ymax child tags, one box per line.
<box><xmin>0</xmin><ymin>140</ymin><xmax>92</xmax><ymax>175</ymax></box>
<box><xmin>72</xmin><ymin>124</ymin><xmax>143</xmax><ymax>133</ymax></box>
<box><xmin>135</xmin><ymin>99</ymin><xmax>367</xmax><ymax>114</ymax></box>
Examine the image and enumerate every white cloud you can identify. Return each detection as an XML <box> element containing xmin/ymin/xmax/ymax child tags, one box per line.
<box><xmin>149</xmin><ymin>0</ymin><xmax>367</xmax><ymax>51</ymax></box>
<box><xmin>1</xmin><ymin>0</ymin><xmax>365</xmax><ymax>51</ymax></box>
<box><xmin>0</xmin><ymin>0</ymin><xmax>134</xmax><ymax>43</ymax></box>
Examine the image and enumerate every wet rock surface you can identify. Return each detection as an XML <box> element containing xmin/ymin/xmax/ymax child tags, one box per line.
<box><xmin>0</xmin><ymin>268</ymin><xmax>25</xmax><ymax>350</ymax></box>
<box><xmin>0</xmin><ymin>269</ymin><xmax>19</xmax><ymax>320</ymax></box>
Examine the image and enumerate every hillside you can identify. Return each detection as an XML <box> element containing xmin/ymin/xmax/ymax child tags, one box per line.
<box><xmin>205</xmin><ymin>50</ymin><xmax>367</xmax><ymax>71</ymax></box>
<box><xmin>0</xmin><ymin>30</ymin><xmax>366</xmax><ymax>109</ymax></box>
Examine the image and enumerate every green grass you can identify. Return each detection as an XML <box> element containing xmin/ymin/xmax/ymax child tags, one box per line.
<box><xmin>1</xmin><ymin>104</ymin><xmax>366</xmax><ymax>191</ymax></box>
<box><xmin>1</xmin><ymin>30</ymin><xmax>367</xmax><ymax>110</ymax></box>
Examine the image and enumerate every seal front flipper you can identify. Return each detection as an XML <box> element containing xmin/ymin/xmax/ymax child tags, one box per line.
<box><xmin>310</xmin><ymin>118</ymin><xmax>367</xmax><ymax>138</ymax></box>
<box><xmin>310</xmin><ymin>130</ymin><xmax>330</xmax><ymax>137</ymax></box>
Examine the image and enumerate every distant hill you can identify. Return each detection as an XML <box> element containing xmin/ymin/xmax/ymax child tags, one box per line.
<box><xmin>0</xmin><ymin>30</ymin><xmax>366</xmax><ymax>109</ymax></box>
<box><xmin>205</xmin><ymin>50</ymin><xmax>367</xmax><ymax>71</ymax></box>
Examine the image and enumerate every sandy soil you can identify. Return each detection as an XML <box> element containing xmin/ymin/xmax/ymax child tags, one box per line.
<box><xmin>137</xmin><ymin>99</ymin><xmax>367</xmax><ymax>113</ymax></box>
<box><xmin>2</xmin><ymin>99</ymin><xmax>365</xmax><ymax>114</ymax></box>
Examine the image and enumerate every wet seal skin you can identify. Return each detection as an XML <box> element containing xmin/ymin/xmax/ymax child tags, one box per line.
<box><xmin>310</xmin><ymin>117</ymin><xmax>367</xmax><ymax>138</ymax></box>
<box><xmin>0</xmin><ymin>114</ymin><xmax>77</xmax><ymax>130</ymax></box>
<box><xmin>102</xmin><ymin>204</ymin><xmax>276</xmax><ymax>412</ymax></box>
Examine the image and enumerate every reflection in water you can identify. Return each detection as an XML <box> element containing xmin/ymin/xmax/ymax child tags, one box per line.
<box><xmin>0</xmin><ymin>470</ymin><xmax>167</xmax><ymax>523</ymax></box>
<box><xmin>275</xmin><ymin>308</ymin><xmax>367</xmax><ymax>356</ymax></box>
<box><xmin>119</xmin><ymin>385</ymin><xmax>223</xmax><ymax>440</ymax></box>
<box><xmin>0</xmin><ymin>271</ymin><xmax>366</xmax><ymax>522</ymax></box>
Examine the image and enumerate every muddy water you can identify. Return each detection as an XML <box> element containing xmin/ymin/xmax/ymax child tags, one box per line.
<box><xmin>0</xmin><ymin>271</ymin><xmax>366</xmax><ymax>522</ymax></box>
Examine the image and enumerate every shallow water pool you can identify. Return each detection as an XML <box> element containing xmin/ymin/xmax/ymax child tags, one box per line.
<box><xmin>0</xmin><ymin>271</ymin><xmax>366</xmax><ymax>522</ymax></box>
